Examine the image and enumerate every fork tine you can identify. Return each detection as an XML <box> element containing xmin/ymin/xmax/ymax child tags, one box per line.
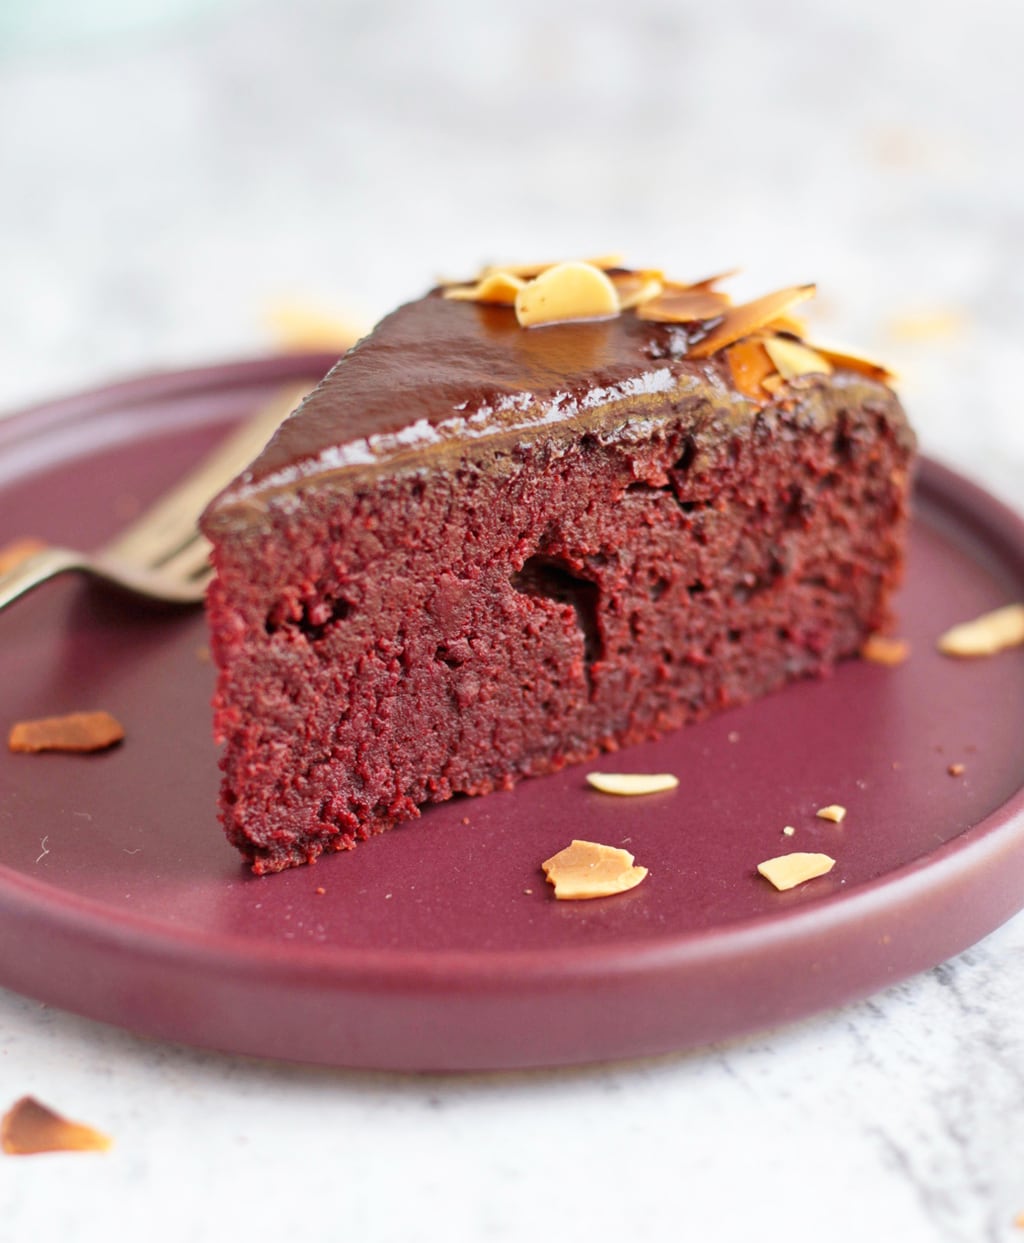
<box><xmin>154</xmin><ymin>534</ymin><xmax>214</xmax><ymax>583</ymax></box>
<box><xmin>102</xmin><ymin>383</ymin><xmax>307</xmax><ymax>565</ymax></box>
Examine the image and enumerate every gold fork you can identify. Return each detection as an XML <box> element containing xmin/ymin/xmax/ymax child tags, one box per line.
<box><xmin>0</xmin><ymin>384</ymin><xmax>307</xmax><ymax>610</ymax></box>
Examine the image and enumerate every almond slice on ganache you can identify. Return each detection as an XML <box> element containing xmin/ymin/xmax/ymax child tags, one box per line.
<box><xmin>514</xmin><ymin>262</ymin><xmax>620</xmax><ymax>328</ymax></box>
<box><xmin>686</xmin><ymin>285</ymin><xmax>817</xmax><ymax>358</ymax></box>
<box><xmin>757</xmin><ymin>852</ymin><xmax>835</xmax><ymax>891</ymax></box>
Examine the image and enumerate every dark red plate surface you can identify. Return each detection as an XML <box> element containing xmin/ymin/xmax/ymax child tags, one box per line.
<box><xmin>1</xmin><ymin>356</ymin><xmax>1022</xmax><ymax>1071</ymax></box>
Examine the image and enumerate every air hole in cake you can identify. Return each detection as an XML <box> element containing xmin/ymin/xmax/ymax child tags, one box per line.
<box><xmin>672</xmin><ymin>436</ymin><xmax>698</xmax><ymax>475</ymax></box>
<box><xmin>834</xmin><ymin>413</ymin><xmax>854</xmax><ymax>461</ymax></box>
<box><xmin>434</xmin><ymin>643</ymin><xmax>465</xmax><ymax>670</ymax></box>
<box><xmin>510</xmin><ymin>555</ymin><xmax>603</xmax><ymax>670</ymax></box>
<box><xmin>264</xmin><ymin>595</ymin><xmax>353</xmax><ymax>641</ymax></box>
<box><xmin>687</xmin><ymin>581</ymin><xmax>708</xmax><ymax>597</ymax></box>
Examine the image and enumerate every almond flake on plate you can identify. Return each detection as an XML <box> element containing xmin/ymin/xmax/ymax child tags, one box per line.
<box><xmin>542</xmin><ymin>839</ymin><xmax>648</xmax><ymax>900</ymax></box>
<box><xmin>586</xmin><ymin>772</ymin><xmax>679</xmax><ymax>796</ymax></box>
<box><xmin>937</xmin><ymin>603</ymin><xmax>1024</xmax><ymax>658</ymax></box>
<box><xmin>815</xmin><ymin>804</ymin><xmax>847</xmax><ymax>823</ymax></box>
<box><xmin>8</xmin><ymin>710</ymin><xmax>125</xmax><ymax>754</ymax></box>
<box><xmin>757</xmin><ymin>852</ymin><xmax>836</xmax><ymax>891</ymax></box>
<box><xmin>860</xmin><ymin>634</ymin><xmax>911</xmax><ymax>666</ymax></box>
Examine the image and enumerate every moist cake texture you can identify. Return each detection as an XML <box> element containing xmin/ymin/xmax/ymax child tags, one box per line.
<box><xmin>202</xmin><ymin>262</ymin><xmax>915</xmax><ymax>873</ymax></box>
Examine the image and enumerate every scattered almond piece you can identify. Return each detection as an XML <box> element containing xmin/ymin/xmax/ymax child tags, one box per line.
<box><xmin>948</xmin><ymin>762</ymin><xmax>966</xmax><ymax>777</ymax></box>
<box><xmin>860</xmin><ymin>634</ymin><xmax>911</xmax><ymax>666</ymax></box>
<box><xmin>515</xmin><ymin>262</ymin><xmax>620</xmax><ymax>328</ymax></box>
<box><xmin>757</xmin><ymin>852</ymin><xmax>835</xmax><ymax>891</ymax></box>
<box><xmin>937</xmin><ymin>603</ymin><xmax>1024</xmax><ymax>658</ymax></box>
<box><xmin>1</xmin><ymin>1096</ymin><xmax>112</xmax><ymax>1155</ymax></box>
<box><xmin>816</xmin><ymin>804</ymin><xmax>847</xmax><ymax>823</ymax></box>
<box><xmin>0</xmin><ymin>538</ymin><xmax>47</xmax><ymax>576</ymax></box>
<box><xmin>8</xmin><ymin>711</ymin><xmax>125</xmax><ymax>754</ymax></box>
<box><xmin>782</xmin><ymin>825</ymin><xmax>796</xmax><ymax>837</ymax></box>
<box><xmin>687</xmin><ymin>285</ymin><xmax>817</xmax><ymax>358</ymax></box>
<box><xmin>542</xmin><ymin>839</ymin><xmax>648</xmax><ymax>900</ymax></box>
<box><xmin>586</xmin><ymin>772</ymin><xmax>679</xmax><ymax>796</ymax></box>
<box><xmin>763</xmin><ymin>337</ymin><xmax>832</xmax><ymax>380</ymax></box>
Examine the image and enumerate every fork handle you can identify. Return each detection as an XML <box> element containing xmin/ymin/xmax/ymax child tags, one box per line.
<box><xmin>0</xmin><ymin>547</ymin><xmax>87</xmax><ymax>611</ymax></box>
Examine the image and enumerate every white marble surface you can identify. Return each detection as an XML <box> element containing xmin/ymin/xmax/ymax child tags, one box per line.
<box><xmin>1</xmin><ymin>2</ymin><xmax>1023</xmax><ymax>1240</ymax></box>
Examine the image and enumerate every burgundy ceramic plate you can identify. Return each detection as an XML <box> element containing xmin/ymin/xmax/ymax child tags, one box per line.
<box><xmin>0</xmin><ymin>357</ymin><xmax>1022</xmax><ymax>1072</ymax></box>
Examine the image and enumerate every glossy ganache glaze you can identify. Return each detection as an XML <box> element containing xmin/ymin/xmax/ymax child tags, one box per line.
<box><xmin>202</xmin><ymin>289</ymin><xmax>915</xmax><ymax>873</ymax></box>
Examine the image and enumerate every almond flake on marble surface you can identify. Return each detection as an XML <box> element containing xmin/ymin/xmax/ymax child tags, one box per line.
<box><xmin>948</xmin><ymin>762</ymin><xmax>966</xmax><ymax>776</ymax></box>
<box><xmin>757</xmin><ymin>852</ymin><xmax>835</xmax><ymax>891</ymax></box>
<box><xmin>686</xmin><ymin>285</ymin><xmax>817</xmax><ymax>358</ymax></box>
<box><xmin>763</xmin><ymin>337</ymin><xmax>832</xmax><ymax>380</ymax></box>
<box><xmin>860</xmin><ymin>634</ymin><xmax>911</xmax><ymax>666</ymax></box>
<box><xmin>514</xmin><ymin>262</ymin><xmax>620</xmax><ymax>328</ymax></box>
<box><xmin>937</xmin><ymin>603</ymin><xmax>1024</xmax><ymax>657</ymax></box>
<box><xmin>0</xmin><ymin>538</ymin><xmax>46</xmax><ymax>576</ymax></box>
<box><xmin>8</xmin><ymin>710</ymin><xmax>125</xmax><ymax>754</ymax></box>
<box><xmin>542</xmin><ymin>839</ymin><xmax>648</xmax><ymax>900</ymax></box>
<box><xmin>815</xmin><ymin>804</ymin><xmax>847</xmax><ymax>823</ymax></box>
<box><xmin>1</xmin><ymin>1096</ymin><xmax>112</xmax><ymax>1155</ymax></box>
<box><xmin>442</xmin><ymin>271</ymin><xmax>527</xmax><ymax>305</ymax></box>
<box><xmin>264</xmin><ymin>302</ymin><xmax>365</xmax><ymax>352</ymax></box>
<box><xmin>586</xmin><ymin>772</ymin><xmax>679</xmax><ymax>796</ymax></box>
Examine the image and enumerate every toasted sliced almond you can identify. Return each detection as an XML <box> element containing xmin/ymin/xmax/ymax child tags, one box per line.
<box><xmin>664</xmin><ymin>269</ymin><xmax>741</xmax><ymax>292</ymax></box>
<box><xmin>811</xmin><ymin>340</ymin><xmax>896</xmax><ymax>384</ymax></box>
<box><xmin>515</xmin><ymin>262</ymin><xmax>620</xmax><ymax>328</ymax></box>
<box><xmin>763</xmin><ymin>337</ymin><xmax>833</xmax><ymax>380</ymax></box>
<box><xmin>816</xmin><ymin>804</ymin><xmax>847</xmax><ymax>823</ymax></box>
<box><xmin>726</xmin><ymin>339</ymin><xmax>777</xmax><ymax>400</ymax></box>
<box><xmin>757</xmin><ymin>852</ymin><xmax>835</xmax><ymax>891</ymax></box>
<box><xmin>687</xmin><ymin>285</ymin><xmax>817</xmax><ymax>358</ymax></box>
<box><xmin>636</xmin><ymin>288</ymin><xmax>731</xmax><ymax>324</ymax></box>
<box><xmin>611</xmin><ymin>270</ymin><xmax>664</xmax><ymax>310</ymax></box>
<box><xmin>937</xmin><ymin>603</ymin><xmax>1024</xmax><ymax>657</ymax></box>
<box><xmin>586</xmin><ymin>772</ymin><xmax>679</xmax><ymax>796</ymax></box>
<box><xmin>8</xmin><ymin>710</ymin><xmax>125</xmax><ymax>754</ymax></box>
<box><xmin>442</xmin><ymin>271</ymin><xmax>527</xmax><ymax>305</ymax></box>
<box><xmin>1</xmin><ymin>1097</ymin><xmax>112</xmax><ymax>1155</ymax></box>
<box><xmin>481</xmin><ymin>254</ymin><xmax>625</xmax><ymax>281</ymax></box>
<box><xmin>542</xmin><ymin>839</ymin><xmax>648</xmax><ymax>900</ymax></box>
<box><xmin>860</xmin><ymin>634</ymin><xmax>911</xmax><ymax>666</ymax></box>
<box><xmin>764</xmin><ymin>314</ymin><xmax>809</xmax><ymax>337</ymax></box>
